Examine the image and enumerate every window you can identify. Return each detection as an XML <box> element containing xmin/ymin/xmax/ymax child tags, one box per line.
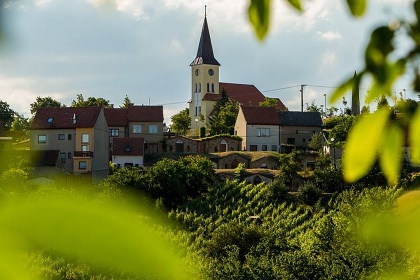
<box><xmin>262</xmin><ymin>145</ymin><xmax>267</xmax><ymax>151</ymax></box>
<box><xmin>250</xmin><ymin>145</ymin><xmax>258</xmax><ymax>151</ymax></box>
<box><xmin>125</xmin><ymin>145</ymin><xmax>131</xmax><ymax>152</ymax></box>
<box><xmin>38</xmin><ymin>135</ymin><xmax>47</xmax><ymax>143</ymax></box>
<box><xmin>82</xmin><ymin>145</ymin><xmax>89</xmax><ymax>152</ymax></box>
<box><xmin>287</xmin><ymin>138</ymin><xmax>296</xmax><ymax>145</ymax></box>
<box><xmin>149</xmin><ymin>125</ymin><xmax>158</xmax><ymax>134</ymax></box>
<box><xmin>60</xmin><ymin>152</ymin><xmax>66</xmax><ymax>163</ymax></box>
<box><xmin>211</xmin><ymin>83</ymin><xmax>215</xmax><ymax>93</ymax></box>
<box><xmin>68</xmin><ymin>134</ymin><xmax>72</xmax><ymax>140</ymax></box>
<box><xmin>207</xmin><ymin>83</ymin><xmax>210</xmax><ymax>92</ymax></box>
<box><xmin>271</xmin><ymin>145</ymin><xmax>277</xmax><ymax>151</ymax></box>
<box><xmin>47</xmin><ymin>117</ymin><xmax>53</xmax><ymax>124</ymax></box>
<box><xmin>79</xmin><ymin>161</ymin><xmax>87</xmax><ymax>170</ymax></box>
<box><xmin>296</xmin><ymin>130</ymin><xmax>299</xmax><ymax>134</ymax></box>
<box><xmin>68</xmin><ymin>152</ymin><xmax>72</xmax><ymax>159</ymax></box>
<box><xmin>133</xmin><ymin>125</ymin><xmax>142</xmax><ymax>134</ymax></box>
<box><xmin>81</xmin><ymin>133</ymin><xmax>89</xmax><ymax>143</ymax></box>
<box><xmin>257</xmin><ymin>128</ymin><xmax>270</xmax><ymax>137</ymax></box>
<box><xmin>58</xmin><ymin>134</ymin><xmax>65</xmax><ymax>140</ymax></box>
<box><xmin>110</xmin><ymin>129</ymin><xmax>119</xmax><ymax>137</ymax></box>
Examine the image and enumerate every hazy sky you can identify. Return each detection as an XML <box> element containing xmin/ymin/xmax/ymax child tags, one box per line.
<box><xmin>0</xmin><ymin>0</ymin><xmax>415</xmax><ymax>123</ymax></box>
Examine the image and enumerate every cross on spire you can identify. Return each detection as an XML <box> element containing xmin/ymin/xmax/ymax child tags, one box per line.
<box><xmin>205</xmin><ymin>5</ymin><xmax>207</xmax><ymax>17</ymax></box>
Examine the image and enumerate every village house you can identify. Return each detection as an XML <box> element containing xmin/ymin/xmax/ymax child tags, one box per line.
<box><xmin>30</xmin><ymin>107</ymin><xmax>109</xmax><ymax>182</ymax></box>
<box><xmin>104</xmin><ymin>106</ymin><xmax>164</xmax><ymax>156</ymax></box>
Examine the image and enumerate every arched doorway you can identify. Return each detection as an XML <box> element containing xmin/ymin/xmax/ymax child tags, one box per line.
<box><xmin>175</xmin><ymin>139</ymin><xmax>184</xmax><ymax>153</ymax></box>
<box><xmin>220</xmin><ymin>139</ymin><xmax>227</xmax><ymax>152</ymax></box>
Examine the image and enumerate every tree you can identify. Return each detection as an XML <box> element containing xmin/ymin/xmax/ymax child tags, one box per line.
<box><xmin>11</xmin><ymin>113</ymin><xmax>30</xmax><ymax>141</ymax></box>
<box><xmin>0</xmin><ymin>100</ymin><xmax>15</xmax><ymax>131</ymax></box>
<box><xmin>120</xmin><ymin>95</ymin><xmax>134</xmax><ymax>108</ymax></box>
<box><xmin>30</xmin><ymin>96</ymin><xmax>64</xmax><ymax>115</ymax></box>
<box><xmin>210</xmin><ymin>89</ymin><xmax>239</xmax><ymax>135</ymax></box>
<box><xmin>259</xmin><ymin>97</ymin><xmax>278</xmax><ymax>107</ymax></box>
<box><xmin>71</xmin><ymin>94</ymin><xmax>111</xmax><ymax>107</ymax></box>
<box><xmin>306</xmin><ymin>100</ymin><xmax>323</xmax><ymax>114</ymax></box>
<box><xmin>308</xmin><ymin>132</ymin><xmax>323</xmax><ymax>152</ymax></box>
<box><xmin>170</xmin><ymin>108</ymin><xmax>191</xmax><ymax>135</ymax></box>
<box><xmin>278</xmin><ymin>151</ymin><xmax>302</xmax><ymax>186</ymax></box>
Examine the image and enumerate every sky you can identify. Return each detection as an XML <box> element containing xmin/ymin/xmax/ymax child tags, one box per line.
<box><xmin>0</xmin><ymin>0</ymin><xmax>415</xmax><ymax>124</ymax></box>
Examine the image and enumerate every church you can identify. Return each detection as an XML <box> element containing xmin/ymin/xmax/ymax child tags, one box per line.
<box><xmin>188</xmin><ymin>13</ymin><xmax>287</xmax><ymax>134</ymax></box>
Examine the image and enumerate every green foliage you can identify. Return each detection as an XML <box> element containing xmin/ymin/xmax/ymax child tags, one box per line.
<box><xmin>297</xmin><ymin>182</ymin><xmax>322</xmax><ymax>206</ymax></box>
<box><xmin>30</xmin><ymin>96</ymin><xmax>64</xmax><ymax>115</ymax></box>
<box><xmin>233</xmin><ymin>162</ymin><xmax>248</xmax><ymax>181</ymax></box>
<box><xmin>308</xmin><ymin>132</ymin><xmax>323</xmax><ymax>152</ymax></box>
<box><xmin>259</xmin><ymin>97</ymin><xmax>278</xmax><ymax>107</ymax></box>
<box><xmin>71</xmin><ymin>94</ymin><xmax>111</xmax><ymax>108</ymax></box>
<box><xmin>10</xmin><ymin>113</ymin><xmax>30</xmax><ymax>141</ymax></box>
<box><xmin>209</xmin><ymin>89</ymin><xmax>239</xmax><ymax>135</ymax></box>
<box><xmin>0</xmin><ymin>100</ymin><xmax>15</xmax><ymax>130</ymax></box>
<box><xmin>170</xmin><ymin>108</ymin><xmax>191</xmax><ymax>135</ymax></box>
<box><xmin>0</xmin><ymin>188</ymin><xmax>192</xmax><ymax>279</ymax></box>
<box><xmin>120</xmin><ymin>94</ymin><xmax>134</xmax><ymax>108</ymax></box>
<box><xmin>278</xmin><ymin>150</ymin><xmax>302</xmax><ymax>183</ymax></box>
<box><xmin>328</xmin><ymin>115</ymin><xmax>357</xmax><ymax>144</ymax></box>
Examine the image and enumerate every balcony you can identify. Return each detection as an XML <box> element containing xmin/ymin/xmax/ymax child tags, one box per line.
<box><xmin>74</xmin><ymin>151</ymin><xmax>94</xmax><ymax>158</ymax></box>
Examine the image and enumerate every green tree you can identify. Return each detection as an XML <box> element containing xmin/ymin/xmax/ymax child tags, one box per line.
<box><xmin>30</xmin><ymin>96</ymin><xmax>64</xmax><ymax>115</ymax></box>
<box><xmin>0</xmin><ymin>100</ymin><xmax>15</xmax><ymax>131</ymax></box>
<box><xmin>308</xmin><ymin>132</ymin><xmax>323</xmax><ymax>152</ymax></box>
<box><xmin>11</xmin><ymin>113</ymin><xmax>30</xmax><ymax>141</ymax></box>
<box><xmin>306</xmin><ymin>100</ymin><xmax>323</xmax><ymax>114</ymax></box>
<box><xmin>210</xmin><ymin>89</ymin><xmax>239</xmax><ymax>135</ymax></box>
<box><xmin>259</xmin><ymin>97</ymin><xmax>278</xmax><ymax>107</ymax></box>
<box><xmin>120</xmin><ymin>95</ymin><xmax>134</xmax><ymax>108</ymax></box>
<box><xmin>278</xmin><ymin>151</ymin><xmax>302</xmax><ymax>185</ymax></box>
<box><xmin>71</xmin><ymin>94</ymin><xmax>111</xmax><ymax>107</ymax></box>
<box><xmin>170</xmin><ymin>108</ymin><xmax>191</xmax><ymax>135</ymax></box>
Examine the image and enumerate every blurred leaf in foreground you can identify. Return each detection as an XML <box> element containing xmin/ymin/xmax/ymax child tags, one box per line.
<box><xmin>0</xmin><ymin>190</ymin><xmax>190</xmax><ymax>279</ymax></box>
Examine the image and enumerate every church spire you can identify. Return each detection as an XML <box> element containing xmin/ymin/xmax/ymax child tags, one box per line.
<box><xmin>190</xmin><ymin>8</ymin><xmax>220</xmax><ymax>66</ymax></box>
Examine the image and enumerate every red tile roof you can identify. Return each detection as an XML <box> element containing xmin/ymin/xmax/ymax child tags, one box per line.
<box><xmin>240</xmin><ymin>106</ymin><xmax>281</xmax><ymax>125</ymax></box>
<box><xmin>104</xmin><ymin>106</ymin><xmax>164</xmax><ymax>127</ymax></box>
<box><xmin>202</xmin><ymin>83</ymin><xmax>287</xmax><ymax>111</ymax></box>
<box><xmin>112</xmin><ymin>137</ymin><xmax>144</xmax><ymax>156</ymax></box>
<box><xmin>104</xmin><ymin>108</ymin><xmax>128</xmax><ymax>127</ymax></box>
<box><xmin>127</xmin><ymin>106</ymin><xmax>163</xmax><ymax>122</ymax></box>
<box><xmin>31</xmin><ymin>107</ymin><xmax>102</xmax><ymax>129</ymax></box>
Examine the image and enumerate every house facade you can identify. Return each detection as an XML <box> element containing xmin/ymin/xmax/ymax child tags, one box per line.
<box><xmin>30</xmin><ymin>107</ymin><xmax>109</xmax><ymax>182</ymax></box>
<box><xmin>111</xmin><ymin>137</ymin><xmax>144</xmax><ymax>167</ymax></box>
<box><xmin>105</xmin><ymin>106</ymin><xmax>164</xmax><ymax>156</ymax></box>
<box><xmin>234</xmin><ymin>106</ymin><xmax>281</xmax><ymax>152</ymax></box>
<box><xmin>278</xmin><ymin>111</ymin><xmax>323</xmax><ymax>152</ymax></box>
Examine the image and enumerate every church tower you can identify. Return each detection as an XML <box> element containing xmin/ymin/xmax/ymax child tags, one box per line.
<box><xmin>189</xmin><ymin>9</ymin><xmax>220</xmax><ymax>135</ymax></box>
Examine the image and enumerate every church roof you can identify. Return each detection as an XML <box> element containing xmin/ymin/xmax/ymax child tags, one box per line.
<box><xmin>190</xmin><ymin>16</ymin><xmax>220</xmax><ymax>66</ymax></box>
<box><xmin>104</xmin><ymin>106</ymin><xmax>163</xmax><ymax>127</ymax></box>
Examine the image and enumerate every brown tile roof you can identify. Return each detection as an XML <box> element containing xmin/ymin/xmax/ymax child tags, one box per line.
<box><xmin>31</xmin><ymin>107</ymin><xmax>102</xmax><ymax>129</ymax></box>
<box><xmin>104</xmin><ymin>108</ymin><xmax>128</xmax><ymax>127</ymax></box>
<box><xmin>220</xmin><ymin>82</ymin><xmax>265</xmax><ymax>107</ymax></box>
<box><xmin>202</xmin><ymin>83</ymin><xmax>287</xmax><ymax>111</ymax></box>
<box><xmin>112</xmin><ymin>137</ymin><xmax>144</xmax><ymax>156</ymax></box>
<box><xmin>127</xmin><ymin>106</ymin><xmax>163</xmax><ymax>122</ymax></box>
<box><xmin>240</xmin><ymin>106</ymin><xmax>281</xmax><ymax>125</ymax></box>
<box><xmin>104</xmin><ymin>106</ymin><xmax>164</xmax><ymax>127</ymax></box>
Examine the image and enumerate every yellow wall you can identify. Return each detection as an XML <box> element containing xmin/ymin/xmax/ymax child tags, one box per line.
<box><xmin>75</xmin><ymin>128</ymin><xmax>94</xmax><ymax>152</ymax></box>
<box><xmin>190</xmin><ymin>64</ymin><xmax>220</xmax><ymax>131</ymax></box>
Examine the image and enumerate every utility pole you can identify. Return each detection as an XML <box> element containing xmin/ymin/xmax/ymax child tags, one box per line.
<box><xmin>300</xmin><ymin>84</ymin><xmax>307</xmax><ymax>112</ymax></box>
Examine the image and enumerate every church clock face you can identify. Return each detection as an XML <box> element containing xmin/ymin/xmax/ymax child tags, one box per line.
<box><xmin>195</xmin><ymin>69</ymin><xmax>200</xmax><ymax>76</ymax></box>
<box><xmin>208</xmin><ymin>69</ymin><xmax>214</xmax><ymax>76</ymax></box>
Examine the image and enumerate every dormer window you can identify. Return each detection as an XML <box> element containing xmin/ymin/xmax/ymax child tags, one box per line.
<box><xmin>125</xmin><ymin>146</ymin><xmax>131</xmax><ymax>152</ymax></box>
<box><xmin>47</xmin><ymin>117</ymin><xmax>53</xmax><ymax>123</ymax></box>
